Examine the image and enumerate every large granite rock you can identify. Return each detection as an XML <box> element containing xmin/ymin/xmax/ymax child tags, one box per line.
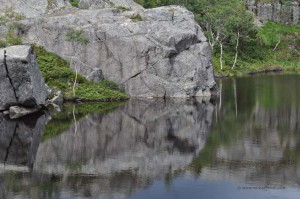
<box><xmin>0</xmin><ymin>45</ymin><xmax>49</xmax><ymax>110</ymax></box>
<box><xmin>244</xmin><ymin>0</ymin><xmax>299</xmax><ymax>24</ymax></box>
<box><xmin>15</xmin><ymin>2</ymin><xmax>217</xmax><ymax>97</ymax></box>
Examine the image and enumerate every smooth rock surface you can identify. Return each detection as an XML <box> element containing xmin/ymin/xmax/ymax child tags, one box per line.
<box><xmin>0</xmin><ymin>45</ymin><xmax>49</xmax><ymax>110</ymax></box>
<box><xmin>0</xmin><ymin>0</ymin><xmax>70</xmax><ymax>18</ymax></box>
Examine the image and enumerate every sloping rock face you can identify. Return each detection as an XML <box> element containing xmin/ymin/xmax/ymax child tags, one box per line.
<box><xmin>0</xmin><ymin>45</ymin><xmax>49</xmax><ymax>110</ymax></box>
<box><xmin>0</xmin><ymin>0</ymin><xmax>70</xmax><ymax>18</ymax></box>
<box><xmin>244</xmin><ymin>0</ymin><xmax>299</xmax><ymax>24</ymax></box>
<box><xmin>18</xmin><ymin>3</ymin><xmax>217</xmax><ymax>97</ymax></box>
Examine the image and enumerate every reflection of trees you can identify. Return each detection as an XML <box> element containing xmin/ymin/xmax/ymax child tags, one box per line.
<box><xmin>191</xmin><ymin>75</ymin><xmax>300</xmax><ymax>177</ymax></box>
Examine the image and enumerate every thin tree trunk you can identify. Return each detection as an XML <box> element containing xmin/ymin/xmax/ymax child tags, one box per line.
<box><xmin>220</xmin><ymin>43</ymin><xmax>223</xmax><ymax>70</ymax></box>
<box><xmin>273</xmin><ymin>34</ymin><xmax>281</xmax><ymax>51</ymax></box>
<box><xmin>232</xmin><ymin>31</ymin><xmax>240</xmax><ymax>69</ymax></box>
<box><xmin>73</xmin><ymin>65</ymin><xmax>78</xmax><ymax>97</ymax></box>
<box><xmin>72</xmin><ymin>46</ymin><xmax>78</xmax><ymax>98</ymax></box>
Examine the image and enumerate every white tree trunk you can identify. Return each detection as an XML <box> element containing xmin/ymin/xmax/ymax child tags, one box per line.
<box><xmin>273</xmin><ymin>34</ymin><xmax>281</xmax><ymax>51</ymax></box>
<box><xmin>72</xmin><ymin>46</ymin><xmax>78</xmax><ymax>98</ymax></box>
<box><xmin>232</xmin><ymin>31</ymin><xmax>240</xmax><ymax>69</ymax></box>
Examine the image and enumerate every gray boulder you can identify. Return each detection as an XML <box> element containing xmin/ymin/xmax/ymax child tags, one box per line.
<box><xmin>0</xmin><ymin>45</ymin><xmax>49</xmax><ymax>111</ymax></box>
<box><xmin>20</xmin><ymin>5</ymin><xmax>217</xmax><ymax>97</ymax></box>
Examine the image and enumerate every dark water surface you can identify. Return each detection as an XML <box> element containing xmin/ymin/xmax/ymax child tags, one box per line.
<box><xmin>0</xmin><ymin>74</ymin><xmax>299</xmax><ymax>199</ymax></box>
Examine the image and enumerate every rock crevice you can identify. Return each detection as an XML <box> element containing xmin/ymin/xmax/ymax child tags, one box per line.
<box><xmin>3</xmin><ymin>50</ymin><xmax>18</xmax><ymax>103</ymax></box>
<box><xmin>0</xmin><ymin>46</ymin><xmax>49</xmax><ymax>111</ymax></box>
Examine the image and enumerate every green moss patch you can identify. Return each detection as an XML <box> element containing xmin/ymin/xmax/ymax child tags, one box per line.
<box><xmin>130</xmin><ymin>14</ymin><xmax>142</xmax><ymax>21</ymax></box>
<box><xmin>69</xmin><ymin>0</ymin><xmax>79</xmax><ymax>7</ymax></box>
<box><xmin>33</xmin><ymin>46</ymin><xmax>128</xmax><ymax>100</ymax></box>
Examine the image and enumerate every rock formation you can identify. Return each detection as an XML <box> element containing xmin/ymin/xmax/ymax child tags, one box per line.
<box><xmin>0</xmin><ymin>45</ymin><xmax>49</xmax><ymax>111</ymax></box>
<box><xmin>244</xmin><ymin>0</ymin><xmax>299</xmax><ymax>24</ymax></box>
<box><xmin>0</xmin><ymin>0</ymin><xmax>218</xmax><ymax>98</ymax></box>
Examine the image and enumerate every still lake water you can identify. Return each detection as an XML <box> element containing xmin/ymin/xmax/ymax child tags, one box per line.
<box><xmin>0</xmin><ymin>74</ymin><xmax>299</xmax><ymax>199</ymax></box>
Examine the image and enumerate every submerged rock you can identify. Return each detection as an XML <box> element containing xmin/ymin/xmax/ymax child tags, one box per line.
<box><xmin>0</xmin><ymin>45</ymin><xmax>49</xmax><ymax>111</ymax></box>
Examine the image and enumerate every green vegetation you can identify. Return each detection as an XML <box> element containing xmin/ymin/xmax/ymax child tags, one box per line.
<box><xmin>34</xmin><ymin>46</ymin><xmax>128</xmax><ymax>100</ymax></box>
<box><xmin>43</xmin><ymin>102</ymin><xmax>126</xmax><ymax>141</ymax></box>
<box><xmin>0</xmin><ymin>23</ymin><xmax>23</xmax><ymax>47</ymax></box>
<box><xmin>0</xmin><ymin>7</ymin><xmax>24</xmax><ymax>47</ymax></box>
<box><xmin>213</xmin><ymin>22</ymin><xmax>299</xmax><ymax>76</ymax></box>
<box><xmin>66</xmin><ymin>29</ymin><xmax>89</xmax><ymax>45</ymax></box>
<box><xmin>116</xmin><ymin>6</ymin><xmax>131</xmax><ymax>11</ymax></box>
<box><xmin>130</xmin><ymin>13</ymin><xmax>142</xmax><ymax>21</ymax></box>
<box><xmin>1</xmin><ymin>6</ymin><xmax>25</xmax><ymax>22</ymax></box>
<box><xmin>136</xmin><ymin>0</ymin><xmax>299</xmax><ymax>77</ymax></box>
<box><xmin>69</xmin><ymin>0</ymin><xmax>79</xmax><ymax>7</ymax></box>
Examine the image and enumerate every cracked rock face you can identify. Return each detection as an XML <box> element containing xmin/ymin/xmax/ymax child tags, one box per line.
<box><xmin>244</xmin><ymin>0</ymin><xmax>299</xmax><ymax>24</ymax></box>
<box><xmin>0</xmin><ymin>45</ymin><xmax>49</xmax><ymax>111</ymax></box>
<box><xmin>19</xmin><ymin>3</ymin><xmax>218</xmax><ymax>97</ymax></box>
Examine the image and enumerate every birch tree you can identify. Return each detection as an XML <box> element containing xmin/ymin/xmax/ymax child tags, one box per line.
<box><xmin>66</xmin><ymin>29</ymin><xmax>89</xmax><ymax>97</ymax></box>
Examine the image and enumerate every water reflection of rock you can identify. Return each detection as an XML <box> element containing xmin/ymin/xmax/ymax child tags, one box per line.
<box><xmin>32</xmin><ymin>99</ymin><xmax>214</xmax><ymax>198</ymax></box>
<box><xmin>36</xmin><ymin>99</ymin><xmax>214</xmax><ymax>174</ymax></box>
<box><xmin>0</xmin><ymin>112</ymin><xmax>47</xmax><ymax>171</ymax></box>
